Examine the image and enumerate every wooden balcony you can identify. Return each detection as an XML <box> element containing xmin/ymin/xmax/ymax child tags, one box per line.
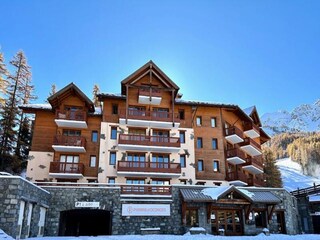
<box><xmin>121</xmin><ymin>185</ymin><xmax>171</xmax><ymax>195</ymax></box>
<box><xmin>117</xmin><ymin>161</ymin><xmax>181</xmax><ymax>175</ymax></box>
<box><xmin>227</xmin><ymin>170</ymin><xmax>248</xmax><ymax>186</ymax></box>
<box><xmin>138</xmin><ymin>87</ymin><xmax>162</xmax><ymax>105</ymax></box>
<box><xmin>225</xmin><ymin>126</ymin><xmax>244</xmax><ymax>144</ymax></box>
<box><xmin>226</xmin><ymin>148</ymin><xmax>246</xmax><ymax>165</ymax></box>
<box><xmin>139</xmin><ymin>87</ymin><xmax>162</xmax><ymax>97</ymax></box>
<box><xmin>49</xmin><ymin>162</ymin><xmax>84</xmax><ymax>179</ymax></box>
<box><xmin>239</xmin><ymin>137</ymin><xmax>261</xmax><ymax>156</ymax></box>
<box><xmin>52</xmin><ymin>135</ymin><xmax>86</xmax><ymax>153</ymax></box>
<box><xmin>243</xmin><ymin>122</ymin><xmax>260</xmax><ymax>138</ymax></box>
<box><xmin>248</xmin><ymin>175</ymin><xmax>265</xmax><ymax>187</ymax></box>
<box><xmin>242</xmin><ymin>156</ymin><xmax>264</xmax><ymax>174</ymax></box>
<box><xmin>118</xmin><ymin>134</ymin><xmax>180</xmax><ymax>153</ymax></box>
<box><xmin>119</xmin><ymin>109</ymin><xmax>180</xmax><ymax>128</ymax></box>
<box><xmin>55</xmin><ymin>110</ymin><xmax>88</xmax><ymax>128</ymax></box>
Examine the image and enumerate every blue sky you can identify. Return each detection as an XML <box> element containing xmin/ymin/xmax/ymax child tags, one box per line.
<box><xmin>1</xmin><ymin>0</ymin><xmax>320</xmax><ymax>115</ymax></box>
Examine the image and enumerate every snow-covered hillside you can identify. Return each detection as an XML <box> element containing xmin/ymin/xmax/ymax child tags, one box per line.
<box><xmin>276</xmin><ymin>158</ymin><xmax>320</xmax><ymax>192</ymax></box>
<box><xmin>261</xmin><ymin>99</ymin><xmax>320</xmax><ymax>135</ymax></box>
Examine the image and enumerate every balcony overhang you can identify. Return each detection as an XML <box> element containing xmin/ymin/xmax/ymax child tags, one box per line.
<box><xmin>225</xmin><ymin>135</ymin><xmax>244</xmax><ymax>144</ymax></box>
<box><xmin>54</xmin><ymin>119</ymin><xmax>88</xmax><ymax>129</ymax></box>
<box><xmin>242</xmin><ymin>165</ymin><xmax>264</xmax><ymax>174</ymax></box>
<box><xmin>52</xmin><ymin>145</ymin><xmax>86</xmax><ymax>153</ymax></box>
<box><xmin>229</xmin><ymin>180</ymin><xmax>248</xmax><ymax>186</ymax></box>
<box><xmin>117</xmin><ymin>171</ymin><xmax>181</xmax><ymax>178</ymax></box>
<box><xmin>244</xmin><ymin>129</ymin><xmax>260</xmax><ymax>138</ymax></box>
<box><xmin>227</xmin><ymin>156</ymin><xmax>246</xmax><ymax>165</ymax></box>
<box><xmin>119</xmin><ymin>118</ymin><xmax>180</xmax><ymax>129</ymax></box>
<box><xmin>48</xmin><ymin>172</ymin><xmax>83</xmax><ymax>179</ymax></box>
<box><xmin>118</xmin><ymin>144</ymin><xmax>180</xmax><ymax>153</ymax></box>
<box><xmin>240</xmin><ymin>145</ymin><xmax>262</xmax><ymax>156</ymax></box>
<box><xmin>138</xmin><ymin>95</ymin><xmax>162</xmax><ymax>105</ymax></box>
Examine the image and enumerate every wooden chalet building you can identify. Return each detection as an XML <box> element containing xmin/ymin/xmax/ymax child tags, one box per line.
<box><xmin>21</xmin><ymin>60</ymin><xmax>269</xmax><ymax>187</ymax></box>
<box><xmin>12</xmin><ymin>61</ymin><xmax>303</xmax><ymax>237</ymax></box>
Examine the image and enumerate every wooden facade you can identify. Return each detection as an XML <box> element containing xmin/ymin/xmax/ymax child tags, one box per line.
<box><xmin>23</xmin><ymin>61</ymin><xmax>269</xmax><ymax>186</ymax></box>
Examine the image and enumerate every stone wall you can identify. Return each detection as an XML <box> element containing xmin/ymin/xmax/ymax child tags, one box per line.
<box><xmin>0</xmin><ymin>176</ymin><xmax>50</xmax><ymax>239</ymax></box>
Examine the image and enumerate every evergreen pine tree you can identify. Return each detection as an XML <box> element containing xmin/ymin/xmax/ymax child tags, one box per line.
<box><xmin>92</xmin><ymin>84</ymin><xmax>101</xmax><ymax>107</ymax></box>
<box><xmin>263</xmin><ymin>149</ymin><xmax>283</xmax><ymax>188</ymax></box>
<box><xmin>0</xmin><ymin>51</ymin><xmax>33</xmax><ymax>171</ymax></box>
<box><xmin>45</xmin><ymin>84</ymin><xmax>57</xmax><ymax>102</ymax></box>
<box><xmin>0</xmin><ymin>51</ymin><xmax>8</xmax><ymax>105</ymax></box>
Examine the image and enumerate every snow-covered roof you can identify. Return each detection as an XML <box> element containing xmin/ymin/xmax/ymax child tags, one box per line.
<box><xmin>243</xmin><ymin>106</ymin><xmax>255</xmax><ymax>116</ymax></box>
<box><xmin>20</xmin><ymin>103</ymin><xmax>52</xmax><ymax>110</ymax></box>
<box><xmin>175</xmin><ymin>99</ymin><xmax>237</xmax><ymax>108</ymax></box>
<box><xmin>97</xmin><ymin>92</ymin><xmax>126</xmax><ymax>99</ymax></box>
<box><xmin>201</xmin><ymin>186</ymin><xmax>233</xmax><ymax>200</ymax></box>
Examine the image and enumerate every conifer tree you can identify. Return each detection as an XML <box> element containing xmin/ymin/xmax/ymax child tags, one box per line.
<box><xmin>46</xmin><ymin>83</ymin><xmax>57</xmax><ymax>102</ymax></box>
<box><xmin>0</xmin><ymin>51</ymin><xmax>34</xmax><ymax>171</ymax></box>
<box><xmin>0</xmin><ymin>52</ymin><xmax>8</xmax><ymax>105</ymax></box>
<box><xmin>92</xmin><ymin>84</ymin><xmax>101</xmax><ymax>107</ymax></box>
<box><xmin>263</xmin><ymin>149</ymin><xmax>283</xmax><ymax>188</ymax></box>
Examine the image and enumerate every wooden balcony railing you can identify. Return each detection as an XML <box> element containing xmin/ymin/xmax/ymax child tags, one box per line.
<box><xmin>118</xmin><ymin>134</ymin><xmax>180</xmax><ymax>148</ymax></box>
<box><xmin>245</xmin><ymin>155</ymin><xmax>264</xmax><ymax>169</ymax></box>
<box><xmin>117</xmin><ymin>161</ymin><xmax>181</xmax><ymax>173</ymax></box>
<box><xmin>247</xmin><ymin>175</ymin><xmax>265</xmax><ymax>187</ymax></box>
<box><xmin>226</xmin><ymin>170</ymin><xmax>248</xmax><ymax>183</ymax></box>
<box><xmin>53</xmin><ymin>135</ymin><xmax>86</xmax><ymax>148</ymax></box>
<box><xmin>49</xmin><ymin>162</ymin><xmax>84</xmax><ymax>175</ymax></box>
<box><xmin>119</xmin><ymin>109</ymin><xmax>180</xmax><ymax>123</ymax></box>
<box><xmin>226</xmin><ymin>148</ymin><xmax>246</xmax><ymax>160</ymax></box>
<box><xmin>139</xmin><ymin>87</ymin><xmax>162</xmax><ymax>97</ymax></box>
<box><xmin>243</xmin><ymin>122</ymin><xmax>260</xmax><ymax>133</ymax></box>
<box><xmin>240</xmin><ymin>137</ymin><xmax>261</xmax><ymax>150</ymax></box>
<box><xmin>56</xmin><ymin>110</ymin><xmax>87</xmax><ymax>121</ymax></box>
<box><xmin>225</xmin><ymin>126</ymin><xmax>243</xmax><ymax>138</ymax></box>
<box><xmin>121</xmin><ymin>185</ymin><xmax>171</xmax><ymax>195</ymax></box>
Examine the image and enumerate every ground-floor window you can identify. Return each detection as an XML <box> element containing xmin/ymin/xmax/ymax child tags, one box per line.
<box><xmin>186</xmin><ymin>208</ymin><xmax>199</xmax><ymax>227</ymax></box>
<box><xmin>211</xmin><ymin>209</ymin><xmax>242</xmax><ymax>235</ymax></box>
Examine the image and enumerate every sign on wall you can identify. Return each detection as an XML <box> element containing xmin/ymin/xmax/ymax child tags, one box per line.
<box><xmin>122</xmin><ymin>204</ymin><xmax>170</xmax><ymax>216</ymax></box>
<box><xmin>75</xmin><ymin>202</ymin><xmax>100</xmax><ymax>208</ymax></box>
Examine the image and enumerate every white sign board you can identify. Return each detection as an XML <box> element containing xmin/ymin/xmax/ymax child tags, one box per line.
<box><xmin>122</xmin><ymin>204</ymin><xmax>170</xmax><ymax>216</ymax></box>
<box><xmin>75</xmin><ymin>202</ymin><xmax>100</xmax><ymax>208</ymax></box>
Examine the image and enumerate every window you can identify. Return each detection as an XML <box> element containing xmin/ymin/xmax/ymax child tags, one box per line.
<box><xmin>179</xmin><ymin>109</ymin><xmax>185</xmax><ymax>120</ymax></box>
<box><xmin>111</xmin><ymin>127</ymin><xmax>117</xmax><ymax>139</ymax></box>
<box><xmin>126</xmin><ymin>179</ymin><xmax>145</xmax><ymax>184</ymax></box>
<box><xmin>109</xmin><ymin>152</ymin><xmax>116</xmax><ymax>165</ymax></box>
<box><xmin>91</xmin><ymin>131</ymin><xmax>98</xmax><ymax>142</ymax></box>
<box><xmin>63</xmin><ymin>129</ymin><xmax>81</xmax><ymax>136</ymax></box>
<box><xmin>186</xmin><ymin>209</ymin><xmax>199</xmax><ymax>227</ymax></box>
<box><xmin>180</xmin><ymin>155</ymin><xmax>186</xmax><ymax>168</ymax></box>
<box><xmin>255</xmin><ymin>210</ymin><xmax>267</xmax><ymax>228</ymax></box>
<box><xmin>112</xmin><ymin>104</ymin><xmax>118</xmax><ymax>115</ymax></box>
<box><xmin>212</xmin><ymin>138</ymin><xmax>218</xmax><ymax>149</ymax></box>
<box><xmin>60</xmin><ymin>155</ymin><xmax>79</xmax><ymax>163</ymax></box>
<box><xmin>152</xmin><ymin>154</ymin><xmax>169</xmax><ymax>168</ymax></box>
<box><xmin>197</xmin><ymin>137</ymin><xmax>203</xmax><ymax>148</ymax></box>
<box><xmin>108</xmin><ymin>178</ymin><xmax>115</xmax><ymax>184</ymax></box>
<box><xmin>213</xmin><ymin>160</ymin><xmax>219</xmax><ymax>172</ymax></box>
<box><xmin>180</xmin><ymin>179</ymin><xmax>187</xmax><ymax>185</ymax></box>
<box><xmin>151</xmin><ymin>179</ymin><xmax>170</xmax><ymax>185</ymax></box>
<box><xmin>198</xmin><ymin>160</ymin><xmax>204</xmax><ymax>171</ymax></box>
<box><xmin>127</xmin><ymin>153</ymin><xmax>145</xmax><ymax>162</ymax></box>
<box><xmin>90</xmin><ymin>156</ymin><xmax>96</xmax><ymax>167</ymax></box>
<box><xmin>152</xmin><ymin>108</ymin><xmax>169</xmax><ymax>118</ymax></box>
<box><xmin>179</xmin><ymin>131</ymin><xmax>186</xmax><ymax>143</ymax></box>
<box><xmin>196</xmin><ymin>116</ymin><xmax>202</xmax><ymax>126</ymax></box>
<box><xmin>211</xmin><ymin>117</ymin><xmax>217</xmax><ymax>127</ymax></box>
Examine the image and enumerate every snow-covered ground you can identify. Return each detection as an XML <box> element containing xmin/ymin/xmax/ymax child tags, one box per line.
<box><xmin>24</xmin><ymin>234</ymin><xmax>320</xmax><ymax>240</ymax></box>
<box><xmin>276</xmin><ymin>158</ymin><xmax>320</xmax><ymax>191</ymax></box>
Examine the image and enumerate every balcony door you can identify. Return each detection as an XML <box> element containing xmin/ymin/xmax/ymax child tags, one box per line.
<box><xmin>128</xmin><ymin>106</ymin><xmax>146</xmax><ymax>117</ymax></box>
<box><xmin>127</xmin><ymin>153</ymin><xmax>146</xmax><ymax>168</ymax></box>
<box><xmin>152</xmin><ymin>130</ymin><xmax>169</xmax><ymax>143</ymax></box>
<box><xmin>152</xmin><ymin>154</ymin><xmax>169</xmax><ymax>168</ymax></box>
<box><xmin>65</xmin><ymin>106</ymin><xmax>83</xmax><ymax>120</ymax></box>
<box><xmin>60</xmin><ymin>155</ymin><xmax>80</xmax><ymax>173</ymax></box>
<box><xmin>152</xmin><ymin>108</ymin><xmax>169</xmax><ymax>119</ymax></box>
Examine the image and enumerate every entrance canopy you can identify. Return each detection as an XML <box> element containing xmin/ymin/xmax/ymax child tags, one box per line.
<box><xmin>180</xmin><ymin>186</ymin><xmax>281</xmax><ymax>204</ymax></box>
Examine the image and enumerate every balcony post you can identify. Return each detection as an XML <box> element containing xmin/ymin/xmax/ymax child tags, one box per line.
<box><xmin>172</xmin><ymin>89</ymin><xmax>175</xmax><ymax>127</ymax></box>
<box><xmin>126</xmin><ymin>84</ymin><xmax>129</xmax><ymax>124</ymax></box>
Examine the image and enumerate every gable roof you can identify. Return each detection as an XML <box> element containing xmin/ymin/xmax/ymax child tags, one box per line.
<box><xmin>180</xmin><ymin>186</ymin><xmax>281</xmax><ymax>204</ymax></box>
<box><xmin>47</xmin><ymin>82</ymin><xmax>95</xmax><ymax>112</ymax></box>
<box><xmin>243</xmin><ymin>106</ymin><xmax>262</xmax><ymax>127</ymax></box>
<box><xmin>121</xmin><ymin>60</ymin><xmax>180</xmax><ymax>96</ymax></box>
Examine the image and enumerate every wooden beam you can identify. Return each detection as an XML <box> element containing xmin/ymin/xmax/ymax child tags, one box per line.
<box><xmin>268</xmin><ymin>205</ymin><xmax>275</xmax><ymax>222</ymax></box>
<box><xmin>130</xmin><ymin>69</ymin><xmax>150</xmax><ymax>85</ymax></box>
<box><xmin>182</xmin><ymin>201</ymin><xmax>187</xmax><ymax>225</ymax></box>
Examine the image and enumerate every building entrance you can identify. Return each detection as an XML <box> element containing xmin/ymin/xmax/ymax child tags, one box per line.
<box><xmin>211</xmin><ymin>209</ymin><xmax>243</xmax><ymax>236</ymax></box>
<box><xmin>59</xmin><ymin>209</ymin><xmax>112</xmax><ymax>236</ymax></box>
